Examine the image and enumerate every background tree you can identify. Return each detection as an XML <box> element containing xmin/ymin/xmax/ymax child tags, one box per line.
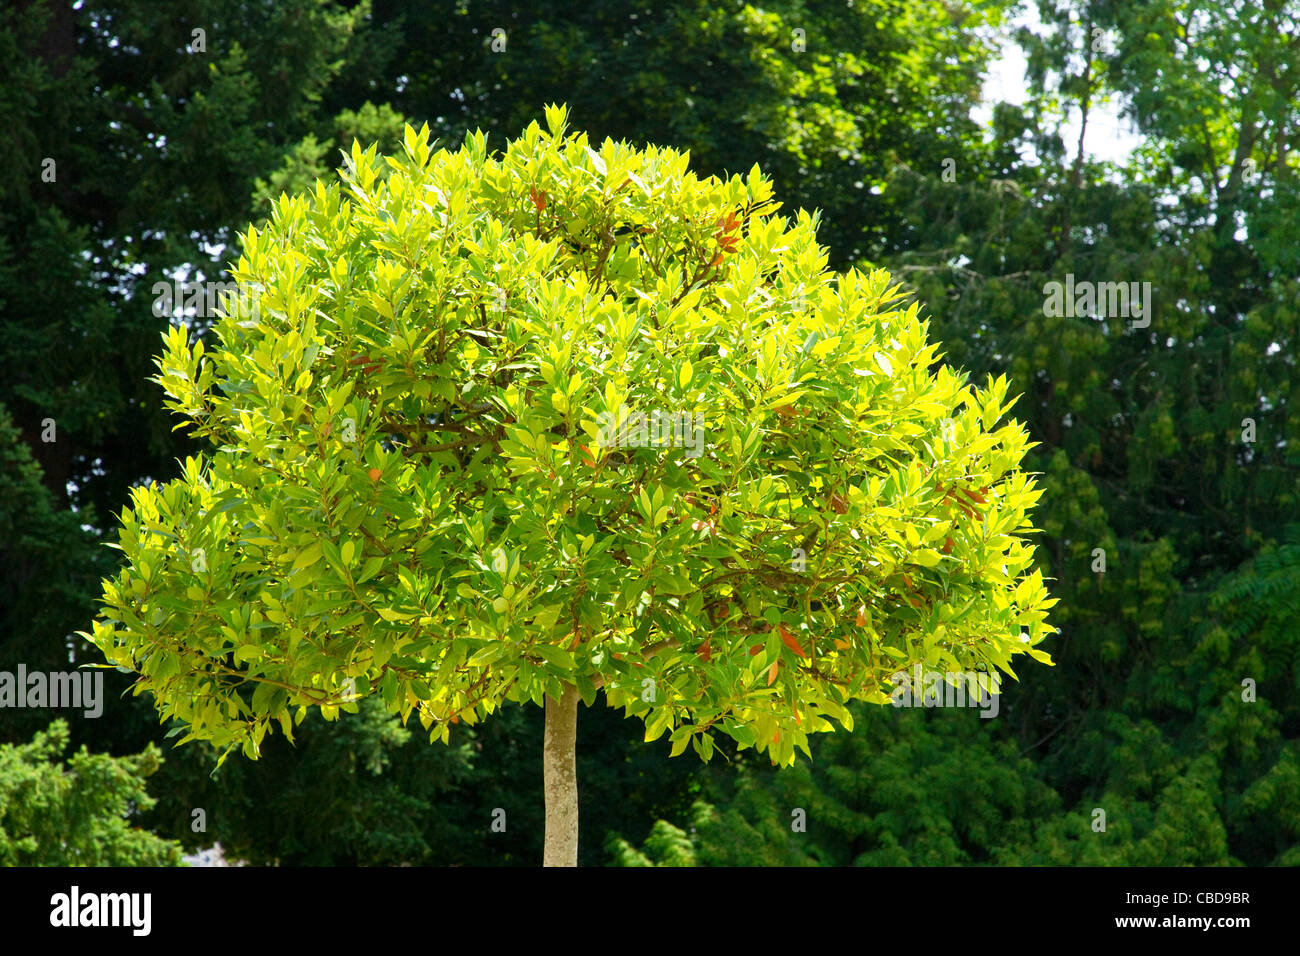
<box><xmin>0</xmin><ymin>720</ymin><xmax>183</xmax><ymax>866</ymax></box>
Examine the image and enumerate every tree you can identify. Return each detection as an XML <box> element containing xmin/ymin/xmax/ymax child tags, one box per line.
<box><xmin>83</xmin><ymin>105</ymin><xmax>1056</xmax><ymax>865</ymax></box>
<box><xmin>0</xmin><ymin>720</ymin><xmax>183</xmax><ymax>866</ymax></box>
<box><xmin>203</xmin><ymin>1</ymin><xmax>1014</xmax><ymax>865</ymax></box>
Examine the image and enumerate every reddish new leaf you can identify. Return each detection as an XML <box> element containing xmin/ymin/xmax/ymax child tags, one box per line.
<box><xmin>779</xmin><ymin>624</ymin><xmax>808</xmax><ymax>658</ymax></box>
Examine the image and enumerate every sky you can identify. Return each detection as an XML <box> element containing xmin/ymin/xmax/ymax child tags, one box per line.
<box><xmin>975</xmin><ymin>5</ymin><xmax>1142</xmax><ymax>167</ymax></box>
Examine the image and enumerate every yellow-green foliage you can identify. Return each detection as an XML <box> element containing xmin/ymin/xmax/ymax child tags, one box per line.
<box><xmin>84</xmin><ymin>105</ymin><xmax>1055</xmax><ymax>768</ymax></box>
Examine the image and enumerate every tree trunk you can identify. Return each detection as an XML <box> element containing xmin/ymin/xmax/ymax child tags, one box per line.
<box><xmin>542</xmin><ymin>683</ymin><xmax>579</xmax><ymax>866</ymax></box>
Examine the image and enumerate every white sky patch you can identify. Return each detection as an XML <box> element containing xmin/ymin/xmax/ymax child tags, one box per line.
<box><xmin>973</xmin><ymin>5</ymin><xmax>1141</xmax><ymax>168</ymax></box>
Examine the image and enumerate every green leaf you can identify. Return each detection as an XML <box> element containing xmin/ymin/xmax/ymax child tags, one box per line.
<box><xmin>669</xmin><ymin>726</ymin><xmax>692</xmax><ymax>757</ymax></box>
<box><xmin>292</xmin><ymin>540</ymin><xmax>324</xmax><ymax>571</ymax></box>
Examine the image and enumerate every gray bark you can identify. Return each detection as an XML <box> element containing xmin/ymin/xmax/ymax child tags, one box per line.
<box><xmin>542</xmin><ymin>683</ymin><xmax>579</xmax><ymax>866</ymax></box>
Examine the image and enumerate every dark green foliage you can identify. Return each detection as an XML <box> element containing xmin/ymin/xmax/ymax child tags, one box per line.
<box><xmin>0</xmin><ymin>720</ymin><xmax>183</xmax><ymax>866</ymax></box>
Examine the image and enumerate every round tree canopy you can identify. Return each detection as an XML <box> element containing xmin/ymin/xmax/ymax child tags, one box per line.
<box><xmin>85</xmin><ymin>104</ymin><xmax>1055</xmax><ymax>768</ymax></box>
